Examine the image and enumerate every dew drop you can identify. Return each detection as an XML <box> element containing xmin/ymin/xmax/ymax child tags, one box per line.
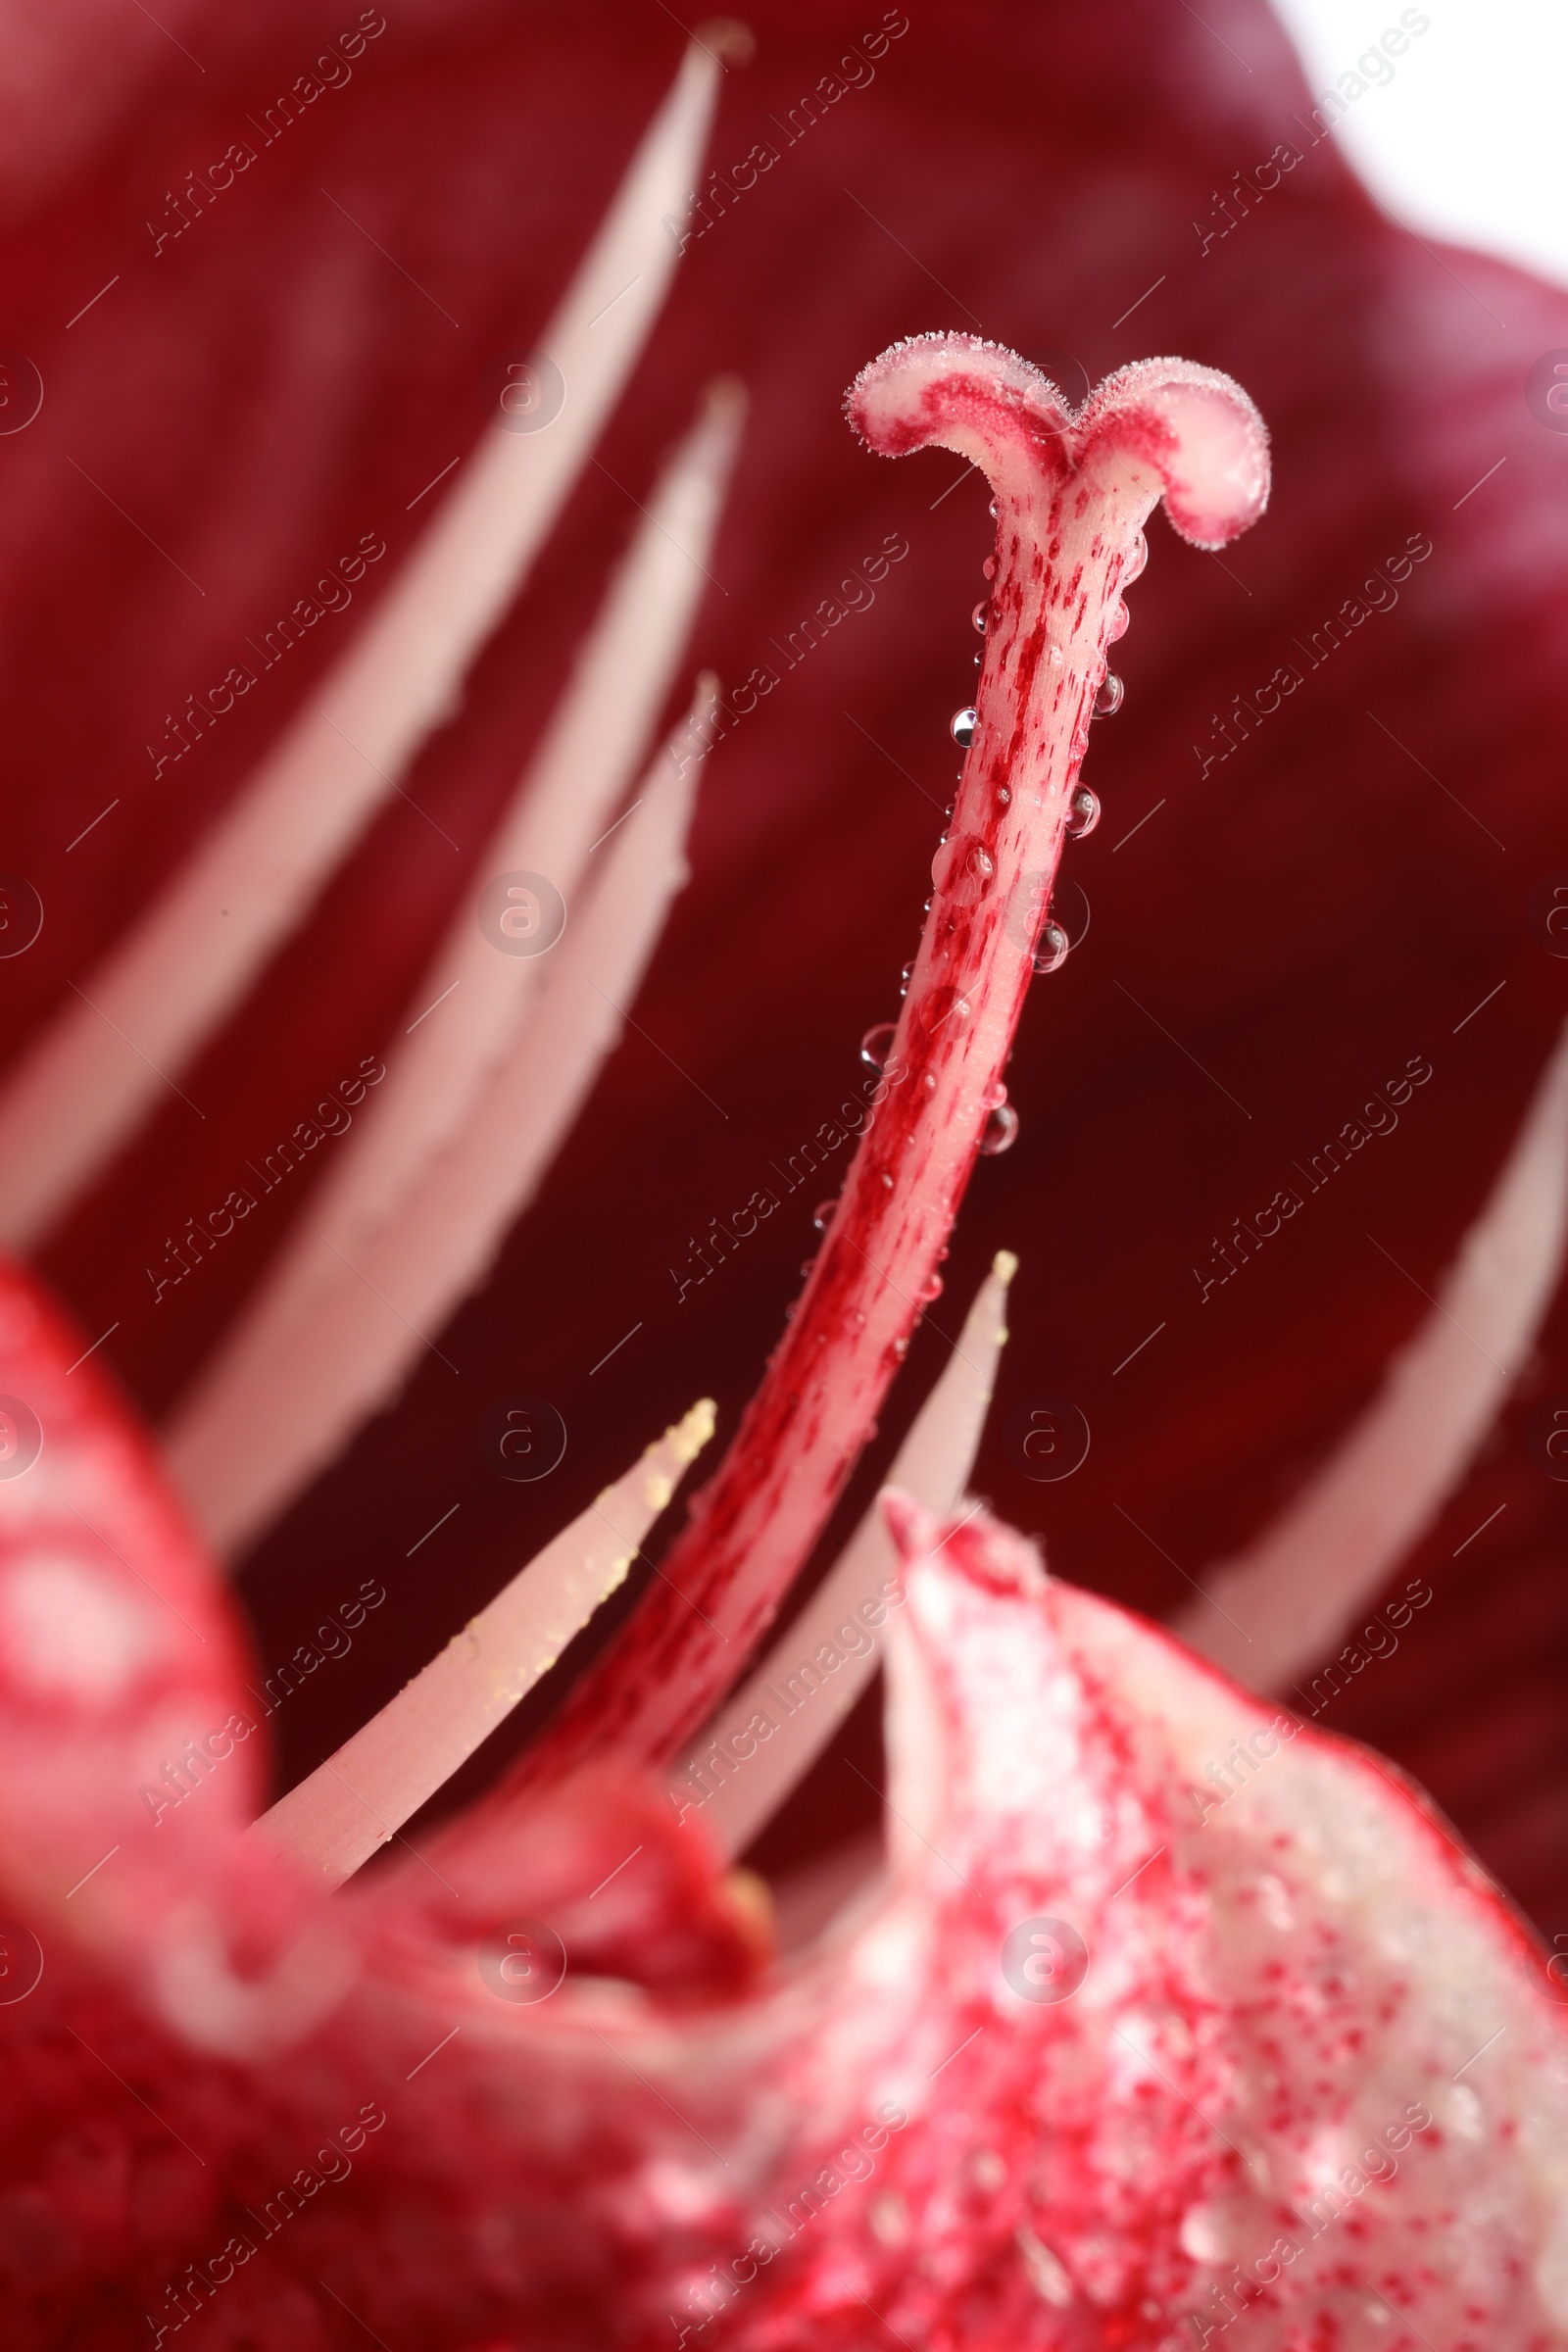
<box><xmin>951</xmin><ymin>706</ymin><xmax>978</xmax><ymax>749</ymax></box>
<box><xmin>1123</xmin><ymin>529</ymin><xmax>1149</xmax><ymax>583</ymax></box>
<box><xmin>917</xmin><ymin>1273</ymin><xmax>943</xmax><ymax>1302</ymax></box>
<box><xmin>916</xmin><ymin>983</ymin><xmax>972</xmax><ymax>1035</ymax></box>
<box><xmin>1107</xmin><ymin>601</ymin><xmax>1129</xmax><ymax>642</ymax></box>
<box><xmin>898</xmin><ymin>962</ymin><xmax>913</xmax><ymax>999</ymax></box>
<box><xmin>995</xmin><ymin>785</ymin><xmax>1010</xmax><ymax>808</ymax></box>
<box><xmin>981</xmin><ymin>1102</ymin><xmax>1019</xmax><ymax>1155</ymax></box>
<box><xmin>971</xmin><ymin>600</ymin><xmax>989</xmax><ymax>634</ymax></box>
<box><xmin>931</xmin><ymin>833</ymin><xmax>993</xmax><ymax>896</ymax></box>
<box><xmin>988</xmin><ymin>499</ymin><xmax>998</xmax><ymax>517</ymax></box>
<box><xmin>1094</xmin><ymin>671</ymin><xmax>1125</xmax><ymax>717</ymax></box>
<box><xmin>1066</xmin><ymin>785</ymin><xmax>1101</xmax><ymax>838</ymax></box>
<box><xmin>982</xmin><ymin>555</ymin><xmax>997</xmax><ymax>579</ymax></box>
<box><xmin>1032</xmin><ymin>922</ymin><xmax>1069</xmax><ymax>975</ymax></box>
<box><xmin>800</xmin><ymin>1256</ymin><xmax>817</xmax><ymax>1279</ymax></box>
<box><xmin>859</xmin><ymin>1021</ymin><xmax>898</xmax><ymax>1072</ymax></box>
<box><xmin>811</xmin><ymin>1199</ymin><xmax>838</xmax><ymax>1233</ymax></box>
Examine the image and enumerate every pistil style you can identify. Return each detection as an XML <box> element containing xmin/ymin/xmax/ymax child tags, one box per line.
<box><xmin>526</xmin><ymin>333</ymin><xmax>1270</xmax><ymax>1781</ymax></box>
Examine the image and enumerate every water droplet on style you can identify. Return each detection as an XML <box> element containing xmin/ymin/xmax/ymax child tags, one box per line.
<box><xmin>811</xmin><ymin>1200</ymin><xmax>837</xmax><ymax>1233</ymax></box>
<box><xmin>951</xmin><ymin>706</ymin><xmax>978</xmax><ymax>749</ymax></box>
<box><xmin>1066</xmin><ymin>785</ymin><xmax>1101</xmax><ymax>838</ymax></box>
<box><xmin>860</xmin><ymin>1021</ymin><xmax>898</xmax><ymax>1072</ymax></box>
<box><xmin>1094</xmin><ymin>672</ymin><xmax>1124</xmax><ymax>717</ymax></box>
<box><xmin>1033</xmin><ymin>922</ymin><xmax>1069</xmax><ymax>975</ymax></box>
<box><xmin>981</xmin><ymin>1102</ymin><xmax>1020</xmax><ymax>1155</ymax></box>
<box><xmin>971</xmin><ymin>600</ymin><xmax>989</xmax><ymax>633</ymax></box>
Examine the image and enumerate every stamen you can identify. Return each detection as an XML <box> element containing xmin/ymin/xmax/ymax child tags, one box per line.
<box><xmin>0</xmin><ymin>37</ymin><xmax>726</xmax><ymax>1250</ymax></box>
<box><xmin>253</xmin><ymin>1402</ymin><xmax>714</xmax><ymax>1888</ymax></box>
<box><xmin>674</xmin><ymin>1250</ymin><xmax>1016</xmax><ymax>1860</ymax></box>
<box><xmin>161</xmin><ymin>384</ymin><xmax>740</xmax><ymax>1544</ymax></box>
<box><xmin>1174</xmin><ymin>1016</ymin><xmax>1568</xmax><ymax>1690</ymax></box>
<box><xmin>168</xmin><ymin>685</ymin><xmax>716</xmax><ymax>1551</ymax></box>
<box><xmin>233</xmin><ymin>381</ymin><xmax>742</xmax><ymax>1279</ymax></box>
<box><xmin>521</xmin><ymin>337</ymin><xmax>1268</xmax><ymax>1785</ymax></box>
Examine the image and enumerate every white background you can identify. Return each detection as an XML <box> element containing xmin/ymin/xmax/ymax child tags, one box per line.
<box><xmin>1267</xmin><ymin>0</ymin><xmax>1568</xmax><ymax>286</ymax></box>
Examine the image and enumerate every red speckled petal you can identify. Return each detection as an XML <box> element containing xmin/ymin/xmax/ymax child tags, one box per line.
<box><xmin>0</xmin><ymin>1253</ymin><xmax>259</xmax><ymax>1942</ymax></box>
<box><xmin>4</xmin><ymin>1481</ymin><xmax>1566</xmax><ymax>2343</ymax></box>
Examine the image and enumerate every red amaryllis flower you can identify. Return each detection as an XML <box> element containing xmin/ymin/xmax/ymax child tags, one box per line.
<box><xmin>0</xmin><ymin>0</ymin><xmax>1565</xmax><ymax>2344</ymax></box>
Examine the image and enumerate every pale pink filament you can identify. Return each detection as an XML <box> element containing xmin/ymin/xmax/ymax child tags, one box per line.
<box><xmin>169</xmin><ymin>686</ymin><xmax>716</xmax><ymax>1551</ymax></box>
<box><xmin>161</xmin><ymin>383</ymin><xmax>741</xmax><ymax>1548</ymax></box>
<box><xmin>1176</xmin><ymin>1014</ymin><xmax>1568</xmax><ymax>1690</ymax></box>
<box><xmin>256</xmin><ymin>1402</ymin><xmax>714</xmax><ymax>1886</ymax></box>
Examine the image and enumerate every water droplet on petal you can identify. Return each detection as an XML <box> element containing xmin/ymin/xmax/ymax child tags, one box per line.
<box><xmin>917</xmin><ymin>1272</ymin><xmax>943</xmax><ymax>1302</ymax></box>
<box><xmin>951</xmin><ymin>706</ymin><xmax>978</xmax><ymax>749</ymax></box>
<box><xmin>1094</xmin><ymin>671</ymin><xmax>1124</xmax><ymax>717</ymax></box>
<box><xmin>988</xmin><ymin>499</ymin><xmax>998</xmax><ymax>518</ymax></box>
<box><xmin>898</xmin><ymin>962</ymin><xmax>913</xmax><ymax>999</ymax></box>
<box><xmin>811</xmin><ymin>1200</ymin><xmax>838</xmax><ymax>1234</ymax></box>
<box><xmin>800</xmin><ymin>1256</ymin><xmax>817</xmax><ymax>1279</ymax></box>
<box><xmin>971</xmin><ymin>600</ymin><xmax>989</xmax><ymax>634</ymax></box>
<box><xmin>1066</xmin><ymin>786</ymin><xmax>1101</xmax><ymax>838</ymax></box>
<box><xmin>1123</xmin><ymin>530</ymin><xmax>1148</xmax><ymax>583</ymax></box>
<box><xmin>860</xmin><ymin>1021</ymin><xmax>898</xmax><ymax>1072</ymax></box>
<box><xmin>995</xmin><ymin>785</ymin><xmax>1010</xmax><ymax>808</ymax></box>
<box><xmin>981</xmin><ymin>1102</ymin><xmax>1020</xmax><ymax>1155</ymax></box>
<box><xmin>982</xmin><ymin>555</ymin><xmax>997</xmax><ymax>579</ymax></box>
<box><xmin>1107</xmin><ymin>601</ymin><xmax>1129</xmax><ymax>642</ymax></box>
<box><xmin>969</xmin><ymin>844</ymin><xmax>995</xmax><ymax>882</ymax></box>
<box><xmin>1033</xmin><ymin>922</ymin><xmax>1069</xmax><ymax>975</ymax></box>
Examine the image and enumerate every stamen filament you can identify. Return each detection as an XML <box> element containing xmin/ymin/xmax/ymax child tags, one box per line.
<box><xmin>0</xmin><ymin>37</ymin><xmax>725</xmax><ymax>1250</ymax></box>
<box><xmin>1176</xmin><ymin>1013</ymin><xmax>1568</xmax><ymax>1689</ymax></box>
<box><xmin>169</xmin><ymin>685</ymin><xmax>716</xmax><ymax>1550</ymax></box>
<box><xmin>254</xmin><ymin>1402</ymin><xmax>714</xmax><ymax>1887</ymax></box>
